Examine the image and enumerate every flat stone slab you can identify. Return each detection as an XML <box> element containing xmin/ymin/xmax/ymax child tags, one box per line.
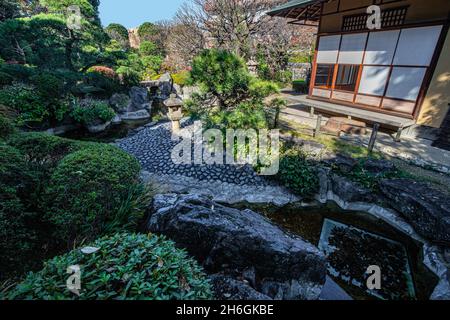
<box><xmin>141</xmin><ymin>171</ymin><xmax>300</xmax><ymax>207</ymax></box>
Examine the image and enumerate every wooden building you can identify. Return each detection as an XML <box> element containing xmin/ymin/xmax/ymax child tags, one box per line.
<box><xmin>268</xmin><ymin>0</ymin><xmax>450</xmax><ymax>145</ymax></box>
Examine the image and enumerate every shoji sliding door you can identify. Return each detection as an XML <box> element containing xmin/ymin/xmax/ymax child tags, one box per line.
<box><xmin>312</xmin><ymin>25</ymin><xmax>444</xmax><ymax>117</ymax></box>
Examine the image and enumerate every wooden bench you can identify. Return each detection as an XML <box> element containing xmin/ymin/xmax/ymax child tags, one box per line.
<box><xmin>286</xmin><ymin>95</ymin><xmax>416</xmax><ymax>142</ymax></box>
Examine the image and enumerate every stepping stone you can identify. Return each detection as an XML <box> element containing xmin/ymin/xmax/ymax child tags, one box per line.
<box><xmin>323</xmin><ymin>117</ymin><xmax>367</xmax><ymax>135</ymax></box>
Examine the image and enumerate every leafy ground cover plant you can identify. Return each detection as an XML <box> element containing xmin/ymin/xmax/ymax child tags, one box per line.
<box><xmin>70</xmin><ymin>99</ymin><xmax>115</xmax><ymax>126</ymax></box>
<box><xmin>277</xmin><ymin>145</ymin><xmax>319</xmax><ymax>198</ymax></box>
<box><xmin>4</xmin><ymin>233</ymin><xmax>213</xmax><ymax>300</ymax></box>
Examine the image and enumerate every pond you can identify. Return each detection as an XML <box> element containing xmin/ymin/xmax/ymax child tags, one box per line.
<box><xmin>60</xmin><ymin>119</ymin><xmax>154</xmax><ymax>143</ymax></box>
<box><xmin>61</xmin><ymin>100</ymin><xmax>169</xmax><ymax>143</ymax></box>
<box><xmin>262</xmin><ymin>202</ymin><xmax>438</xmax><ymax>300</ymax></box>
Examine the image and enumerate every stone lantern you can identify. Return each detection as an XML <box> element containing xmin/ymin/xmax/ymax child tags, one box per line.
<box><xmin>164</xmin><ymin>93</ymin><xmax>183</xmax><ymax>133</ymax></box>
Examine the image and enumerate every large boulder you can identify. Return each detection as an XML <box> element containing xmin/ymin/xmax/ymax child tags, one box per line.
<box><xmin>209</xmin><ymin>275</ymin><xmax>272</xmax><ymax>300</ymax></box>
<box><xmin>147</xmin><ymin>194</ymin><xmax>327</xmax><ymax>300</ymax></box>
<box><xmin>129</xmin><ymin>86</ymin><xmax>149</xmax><ymax>111</ymax></box>
<box><xmin>86</xmin><ymin>121</ymin><xmax>111</xmax><ymax>134</ymax></box>
<box><xmin>325</xmin><ymin>154</ymin><xmax>358</xmax><ymax>173</ymax></box>
<box><xmin>109</xmin><ymin>93</ymin><xmax>130</xmax><ymax>113</ymax></box>
<box><xmin>330</xmin><ymin>174</ymin><xmax>376</xmax><ymax>203</ymax></box>
<box><xmin>380</xmin><ymin>179</ymin><xmax>450</xmax><ymax>244</ymax></box>
<box><xmin>363</xmin><ymin>158</ymin><xmax>396</xmax><ymax>176</ymax></box>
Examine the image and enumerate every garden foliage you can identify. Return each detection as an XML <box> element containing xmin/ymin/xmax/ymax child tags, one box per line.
<box><xmin>277</xmin><ymin>146</ymin><xmax>319</xmax><ymax>198</ymax></box>
<box><xmin>5</xmin><ymin>233</ymin><xmax>212</xmax><ymax>300</ymax></box>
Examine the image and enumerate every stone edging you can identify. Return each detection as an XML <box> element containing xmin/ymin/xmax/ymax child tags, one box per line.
<box><xmin>315</xmin><ymin>172</ymin><xmax>450</xmax><ymax>300</ymax></box>
<box><xmin>140</xmin><ymin>171</ymin><xmax>450</xmax><ymax>299</ymax></box>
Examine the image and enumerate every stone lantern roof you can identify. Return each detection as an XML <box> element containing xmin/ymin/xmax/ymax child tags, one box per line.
<box><xmin>164</xmin><ymin>94</ymin><xmax>183</xmax><ymax>108</ymax></box>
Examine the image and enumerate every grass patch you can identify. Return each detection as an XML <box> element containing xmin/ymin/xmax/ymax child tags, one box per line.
<box><xmin>281</xmin><ymin>119</ymin><xmax>383</xmax><ymax>159</ymax></box>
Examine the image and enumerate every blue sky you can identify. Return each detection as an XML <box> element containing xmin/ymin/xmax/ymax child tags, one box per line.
<box><xmin>99</xmin><ymin>0</ymin><xmax>185</xmax><ymax>28</ymax></box>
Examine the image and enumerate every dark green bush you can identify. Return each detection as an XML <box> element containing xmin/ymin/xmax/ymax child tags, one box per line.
<box><xmin>83</xmin><ymin>71</ymin><xmax>122</xmax><ymax>98</ymax></box>
<box><xmin>0</xmin><ymin>64</ymin><xmax>36</xmax><ymax>81</ymax></box>
<box><xmin>105</xmin><ymin>23</ymin><xmax>130</xmax><ymax>49</ymax></box>
<box><xmin>0</xmin><ymin>83</ymin><xmax>47</xmax><ymax>124</ymax></box>
<box><xmin>30</xmin><ymin>72</ymin><xmax>65</xmax><ymax>99</ymax></box>
<box><xmin>70</xmin><ymin>99</ymin><xmax>115</xmax><ymax>125</ymax></box>
<box><xmin>5</xmin><ymin>233</ymin><xmax>212</xmax><ymax>300</ymax></box>
<box><xmin>1</xmin><ymin>134</ymin><xmax>148</xmax><ymax>279</ymax></box>
<box><xmin>0</xmin><ymin>144</ymin><xmax>40</xmax><ymax>278</ymax></box>
<box><xmin>292</xmin><ymin>80</ymin><xmax>308</xmax><ymax>93</ymax></box>
<box><xmin>45</xmin><ymin>144</ymin><xmax>141</xmax><ymax>245</ymax></box>
<box><xmin>0</xmin><ymin>83</ymin><xmax>69</xmax><ymax>127</ymax></box>
<box><xmin>0</xmin><ymin>72</ymin><xmax>13</xmax><ymax>85</ymax></box>
<box><xmin>277</xmin><ymin>147</ymin><xmax>319</xmax><ymax>198</ymax></box>
<box><xmin>0</xmin><ymin>114</ymin><xmax>15</xmax><ymax>139</ymax></box>
<box><xmin>7</xmin><ymin>132</ymin><xmax>89</xmax><ymax>168</ymax></box>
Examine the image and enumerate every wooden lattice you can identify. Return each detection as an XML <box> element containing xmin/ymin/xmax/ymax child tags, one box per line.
<box><xmin>342</xmin><ymin>7</ymin><xmax>408</xmax><ymax>32</ymax></box>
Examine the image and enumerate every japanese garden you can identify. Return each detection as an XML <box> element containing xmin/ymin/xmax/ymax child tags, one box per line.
<box><xmin>0</xmin><ymin>0</ymin><xmax>449</xmax><ymax>303</ymax></box>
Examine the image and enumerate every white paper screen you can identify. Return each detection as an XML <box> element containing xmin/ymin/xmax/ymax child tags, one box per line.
<box><xmin>393</xmin><ymin>26</ymin><xmax>442</xmax><ymax>66</ymax></box>
<box><xmin>364</xmin><ymin>30</ymin><xmax>400</xmax><ymax>65</ymax></box>
<box><xmin>358</xmin><ymin>66</ymin><xmax>390</xmax><ymax>96</ymax></box>
<box><xmin>385</xmin><ymin>67</ymin><xmax>427</xmax><ymax>101</ymax></box>
<box><xmin>317</xmin><ymin>35</ymin><xmax>341</xmax><ymax>64</ymax></box>
<box><xmin>338</xmin><ymin>33</ymin><xmax>367</xmax><ymax>64</ymax></box>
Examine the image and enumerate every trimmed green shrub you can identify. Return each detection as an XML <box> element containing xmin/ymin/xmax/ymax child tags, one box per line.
<box><xmin>0</xmin><ymin>72</ymin><xmax>13</xmax><ymax>85</ymax></box>
<box><xmin>7</xmin><ymin>132</ymin><xmax>89</xmax><ymax>168</ymax></box>
<box><xmin>0</xmin><ymin>83</ymin><xmax>69</xmax><ymax>126</ymax></box>
<box><xmin>289</xmin><ymin>53</ymin><xmax>312</xmax><ymax>64</ymax></box>
<box><xmin>45</xmin><ymin>144</ymin><xmax>141</xmax><ymax>244</ymax></box>
<box><xmin>30</xmin><ymin>72</ymin><xmax>65</xmax><ymax>99</ymax></box>
<box><xmin>190</xmin><ymin>49</ymin><xmax>251</xmax><ymax>110</ymax></box>
<box><xmin>277</xmin><ymin>147</ymin><xmax>319</xmax><ymax>198</ymax></box>
<box><xmin>222</xmin><ymin>102</ymin><xmax>268</xmax><ymax>130</ymax></box>
<box><xmin>138</xmin><ymin>22</ymin><xmax>158</xmax><ymax>41</ymax></box>
<box><xmin>0</xmin><ymin>114</ymin><xmax>15</xmax><ymax>139</ymax></box>
<box><xmin>70</xmin><ymin>99</ymin><xmax>115</xmax><ymax>125</ymax></box>
<box><xmin>81</xmin><ymin>71</ymin><xmax>122</xmax><ymax>98</ymax></box>
<box><xmin>0</xmin><ymin>83</ymin><xmax>48</xmax><ymax>124</ymax></box>
<box><xmin>140</xmin><ymin>41</ymin><xmax>159</xmax><ymax>56</ymax></box>
<box><xmin>292</xmin><ymin>79</ymin><xmax>308</xmax><ymax>93</ymax></box>
<box><xmin>0</xmin><ymin>144</ymin><xmax>40</xmax><ymax>278</ymax></box>
<box><xmin>248</xmin><ymin>78</ymin><xmax>279</xmax><ymax>100</ymax></box>
<box><xmin>5</xmin><ymin>233</ymin><xmax>212</xmax><ymax>300</ymax></box>
<box><xmin>0</xmin><ymin>64</ymin><xmax>36</xmax><ymax>81</ymax></box>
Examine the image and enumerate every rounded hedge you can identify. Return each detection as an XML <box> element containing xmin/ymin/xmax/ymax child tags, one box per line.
<box><xmin>5</xmin><ymin>233</ymin><xmax>213</xmax><ymax>300</ymax></box>
<box><xmin>7</xmin><ymin>132</ymin><xmax>90</xmax><ymax>168</ymax></box>
<box><xmin>0</xmin><ymin>144</ymin><xmax>39</xmax><ymax>278</ymax></box>
<box><xmin>0</xmin><ymin>114</ymin><xmax>15</xmax><ymax>139</ymax></box>
<box><xmin>45</xmin><ymin>144</ymin><xmax>141</xmax><ymax>244</ymax></box>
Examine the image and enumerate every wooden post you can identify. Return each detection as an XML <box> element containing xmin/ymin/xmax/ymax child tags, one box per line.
<box><xmin>310</xmin><ymin>106</ymin><xmax>315</xmax><ymax>118</ymax></box>
<box><xmin>368</xmin><ymin>123</ymin><xmax>380</xmax><ymax>153</ymax></box>
<box><xmin>314</xmin><ymin>114</ymin><xmax>322</xmax><ymax>138</ymax></box>
<box><xmin>395</xmin><ymin>127</ymin><xmax>403</xmax><ymax>142</ymax></box>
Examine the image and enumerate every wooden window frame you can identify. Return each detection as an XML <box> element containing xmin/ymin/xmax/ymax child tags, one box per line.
<box><xmin>309</xmin><ymin>22</ymin><xmax>448</xmax><ymax>119</ymax></box>
<box><xmin>314</xmin><ymin>63</ymin><xmax>336</xmax><ymax>89</ymax></box>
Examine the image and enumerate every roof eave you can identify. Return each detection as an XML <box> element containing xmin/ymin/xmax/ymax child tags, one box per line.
<box><xmin>266</xmin><ymin>0</ymin><xmax>323</xmax><ymax>20</ymax></box>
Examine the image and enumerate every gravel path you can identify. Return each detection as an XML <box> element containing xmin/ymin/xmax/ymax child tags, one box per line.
<box><xmin>116</xmin><ymin>121</ymin><xmax>268</xmax><ymax>186</ymax></box>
